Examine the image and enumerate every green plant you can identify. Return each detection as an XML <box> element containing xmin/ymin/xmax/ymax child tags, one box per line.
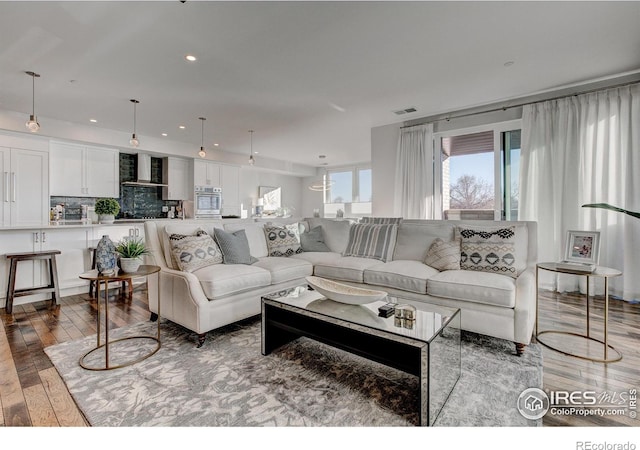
<box><xmin>582</xmin><ymin>203</ymin><xmax>640</xmax><ymax>220</ymax></box>
<box><xmin>94</xmin><ymin>198</ymin><xmax>121</xmax><ymax>216</ymax></box>
<box><xmin>115</xmin><ymin>238</ymin><xmax>149</xmax><ymax>258</ymax></box>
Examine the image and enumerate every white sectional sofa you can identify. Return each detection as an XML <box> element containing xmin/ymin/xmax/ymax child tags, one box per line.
<box><xmin>144</xmin><ymin>217</ymin><xmax>537</xmax><ymax>353</ymax></box>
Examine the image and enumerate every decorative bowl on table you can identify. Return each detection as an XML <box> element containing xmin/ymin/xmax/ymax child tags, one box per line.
<box><xmin>305</xmin><ymin>276</ymin><xmax>387</xmax><ymax>305</ymax></box>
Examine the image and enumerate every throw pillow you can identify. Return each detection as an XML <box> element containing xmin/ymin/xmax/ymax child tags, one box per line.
<box><xmin>263</xmin><ymin>224</ymin><xmax>303</xmax><ymax>257</ymax></box>
<box><xmin>169</xmin><ymin>232</ymin><xmax>223</xmax><ymax>273</ymax></box>
<box><xmin>456</xmin><ymin>225</ymin><xmax>517</xmax><ymax>278</ymax></box>
<box><xmin>342</xmin><ymin>223</ymin><xmax>398</xmax><ymax>262</ymax></box>
<box><xmin>360</xmin><ymin>217</ymin><xmax>403</xmax><ymax>225</ymax></box>
<box><xmin>300</xmin><ymin>225</ymin><xmax>331</xmax><ymax>252</ymax></box>
<box><xmin>424</xmin><ymin>238</ymin><xmax>461</xmax><ymax>271</ymax></box>
<box><xmin>213</xmin><ymin>228</ymin><xmax>259</xmax><ymax>265</ymax></box>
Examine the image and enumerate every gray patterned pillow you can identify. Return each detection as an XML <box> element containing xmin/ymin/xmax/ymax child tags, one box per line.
<box><xmin>169</xmin><ymin>232</ymin><xmax>223</xmax><ymax>272</ymax></box>
<box><xmin>342</xmin><ymin>223</ymin><xmax>398</xmax><ymax>262</ymax></box>
<box><xmin>424</xmin><ymin>238</ymin><xmax>461</xmax><ymax>271</ymax></box>
<box><xmin>264</xmin><ymin>224</ymin><xmax>303</xmax><ymax>257</ymax></box>
<box><xmin>456</xmin><ymin>225</ymin><xmax>517</xmax><ymax>278</ymax></box>
<box><xmin>213</xmin><ymin>228</ymin><xmax>259</xmax><ymax>265</ymax></box>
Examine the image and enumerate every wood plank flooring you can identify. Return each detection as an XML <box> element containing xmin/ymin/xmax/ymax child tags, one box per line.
<box><xmin>0</xmin><ymin>286</ymin><xmax>638</xmax><ymax>427</ymax></box>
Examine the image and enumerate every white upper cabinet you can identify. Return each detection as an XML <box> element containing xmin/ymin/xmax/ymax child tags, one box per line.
<box><xmin>193</xmin><ymin>160</ymin><xmax>221</xmax><ymax>187</ymax></box>
<box><xmin>163</xmin><ymin>157</ymin><xmax>191</xmax><ymax>200</ymax></box>
<box><xmin>50</xmin><ymin>141</ymin><xmax>119</xmax><ymax>198</ymax></box>
<box><xmin>0</xmin><ymin>146</ymin><xmax>49</xmax><ymax>227</ymax></box>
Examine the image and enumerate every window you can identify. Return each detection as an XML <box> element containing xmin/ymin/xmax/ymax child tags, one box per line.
<box><xmin>323</xmin><ymin>165</ymin><xmax>372</xmax><ymax>217</ymax></box>
<box><xmin>436</xmin><ymin>121</ymin><xmax>521</xmax><ymax>221</ymax></box>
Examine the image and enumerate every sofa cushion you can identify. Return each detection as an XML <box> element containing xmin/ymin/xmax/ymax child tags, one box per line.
<box><xmin>360</xmin><ymin>217</ymin><xmax>403</xmax><ymax>225</ymax></box>
<box><xmin>426</xmin><ymin>270</ymin><xmax>516</xmax><ymax>308</ymax></box>
<box><xmin>263</xmin><ymin>224</ymin><xmax>303</xmax><ymax>257</ymax></box>
<box><xmin>213</xmin><ymin>228</ymin><xmax>259</xmax><ymax>265</ymax></box>
<box><xmin>300</xmin><ymin>226</ymin><xmax>331</xmax><ymax>252</ymax></box>
<box><xmin>364</xmin><ymin>260</ymin><xmax>439</xmax><ymax>294</ymax></box>
<box><xmin>314</xmin><ymin>256</ymin><xmax>382</xmax><ymax>283</ymax></box>
<box><xmin>223</xmin><ymin>223</ymin><xmax>269</xmax><ymax>258</ymax></box>
<box><xmin>290</xmin><ymin>251</ymin><xmax>343</xmax><ymax>267</ymax></box>
<box><xmin>169</xmin><ymin>232</ymin><xmax>223</xmax><ymax>273</ymax></box>
<box><xmin>305</xmin><ymin>218</ymin><xmax>352</xmax><ymax>253</ymax></box>
<box><xmin>456</xmin><ymin>225</ymin><xmax>517</xmax><ymax>278</ymax></box>
<box><xmin>193</xmin><ymin>264</ymin><xmax>271</xmax><ymax>300</ymax></box>
<box><xmin>254</xmin><ymin>257</ymin><xmax>313</xmax><ymax>284</ymax></box>
<box><xmin>162</xmin><ymin>224</ymin><xmax>207</xmax><ymax>269</ymax></box>
<box><xmin>393</xmin><ymin>222</ymin><xmax>455</xmax><ymax>261</ymax></box>
<box><xmin>342</xmin><ymin>223</ymin><xmax>398</xmax><ymax>262</ymax></box>
<box><xmin>424</xmin><ymin>238</ymin><xmax>461</xmax><ymax>271</ymax></box>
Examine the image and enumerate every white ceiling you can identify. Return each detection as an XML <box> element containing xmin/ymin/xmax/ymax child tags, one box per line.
<box><xmin>1</xmin><ymin>1</ymin><xmax>639</xmax><ymax>168</ymax></box>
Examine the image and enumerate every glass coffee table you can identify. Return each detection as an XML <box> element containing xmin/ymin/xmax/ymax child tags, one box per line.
<box><xmin>261</xmin><ymin>285</ymin><xmax>461</xmax><ymax>426</ymax></box>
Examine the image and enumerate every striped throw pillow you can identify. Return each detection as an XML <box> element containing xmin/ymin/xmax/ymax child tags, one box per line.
<box><xmin>360</xmin><ymin>217</ymin><xmax>403</xmax><ymax>225</ymax></box>
<box><xmin>342</xmin><ymin>223</ymin><xmax>398</xmax><ymax>262</ymax></box>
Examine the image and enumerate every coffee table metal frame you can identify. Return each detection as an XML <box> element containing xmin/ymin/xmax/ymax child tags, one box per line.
<box><xmin>78</xmin><ymin>265</ymin><xmax>161</xmax><ymax>371</ymax></box>
<box><xmin>535</xmin><ymin>262</ymin><xmax>623</xmax><ymax>363</ymax></box>
<box><xmin>261</xmin><ymin>286</ymin><xmax>461</xmax><ymax>426</ymax></box>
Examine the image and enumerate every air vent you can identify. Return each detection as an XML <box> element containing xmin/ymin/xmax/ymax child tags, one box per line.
<box><xmin>393</xmin><ymin>107</ymin><xmax>418</xmax><ymax>115</ymax></box>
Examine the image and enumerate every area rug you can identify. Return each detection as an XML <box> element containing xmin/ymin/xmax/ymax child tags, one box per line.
<box><xmin>45</xmin><ymin>317</ymin><xmax>542</xmax><ymax>427</ymax></box>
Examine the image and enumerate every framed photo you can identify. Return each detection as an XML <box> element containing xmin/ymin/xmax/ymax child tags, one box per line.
<box><xmin>564</xmin><ymin>230</ymin><xmax>600</xmax><ymax>265</ymax></box>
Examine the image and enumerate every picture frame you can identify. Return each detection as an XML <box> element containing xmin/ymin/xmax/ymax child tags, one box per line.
<box><xmin>564</xmin><ymin>230</ymin><xmax>600</xmax><ymax>265</ymax></box>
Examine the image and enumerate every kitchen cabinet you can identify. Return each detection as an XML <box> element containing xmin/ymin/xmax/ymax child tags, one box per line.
<box><xmin>220</xmin><ymin>164</ymin><xmax>240</xmax><ymax>216</ymax></box>
<box><xmin>50</xmin><ymin>141</ymin><xmax>119</xmax><ymax>198</ymax></box>
<box><xmin>0</xmin><ymin>146</ymin><xmax>49</xmax><ymax>227</ymax></box>
<box><xmin>163</xmin><ymin>157</ymin><xmax>191</xmax><ymax>200</ymax></box>
<box><xmin>193</xmin><ymin>160</ymin><xmax>221</xmax><ymax>187</ymax></box>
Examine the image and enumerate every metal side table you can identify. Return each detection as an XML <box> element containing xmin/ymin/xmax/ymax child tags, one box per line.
<box><xmin>78</xmin><ymin>265</ymin><xmax>161</xmax><ymax>370</ymax></box>
<box><xmin>535</xmin><ymin>262</ymin><xmax>622</xmax><ymax>363</ymax></box>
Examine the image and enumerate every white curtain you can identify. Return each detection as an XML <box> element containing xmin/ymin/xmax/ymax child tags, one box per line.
<box><xmin>394</xmin><ymin>124</ymin><xmax>435</xmax><ymax>219</ymax></box>
<box><xmin>520</xmin><ymin>84</ymin><xmax>640</xmax><ymax>300</ymax></box>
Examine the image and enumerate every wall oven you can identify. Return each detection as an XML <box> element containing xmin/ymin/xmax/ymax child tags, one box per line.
<box><xmin>194</xmin><ymin>186</ymin><xmax>222</xmax><ymax>218</ymax></box>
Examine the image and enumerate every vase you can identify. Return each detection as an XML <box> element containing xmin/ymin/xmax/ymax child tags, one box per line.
<box><xmin>95</xmin><ymin>235</ymin><xmax>117</xmax><ymax>275</ymax></box>
<box><xmin>99</xmin><ymin>214</ymin><xmax>115</xmax><ymax>224</ymax></box>
<box><xmin>119</xmin><ymin>257</ymin><xmax>142</xmax><ymax>273</ymax></box>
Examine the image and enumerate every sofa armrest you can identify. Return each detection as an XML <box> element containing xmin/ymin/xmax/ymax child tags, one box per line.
<box><xmin>513</xmin><ymin>267</ymin><xmax>536</xmax><ymax>344</ymax></box>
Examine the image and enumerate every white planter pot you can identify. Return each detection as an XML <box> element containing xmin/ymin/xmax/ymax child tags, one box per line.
<box><xmin>119</xmin><ymin>257</ymin><xmax>142</xmax><ymax>273</ymax></box>
<box><xmin>99</xmin><ymin>214</ymin><xmax>115</xmax><ymax>224</ymax></box>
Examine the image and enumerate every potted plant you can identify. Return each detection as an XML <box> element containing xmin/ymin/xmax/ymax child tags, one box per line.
<box><xmin>94</xmin><ymin>198</ymin><xmax>120</xmax><ymax>224</ymax></box>
<box><xmin>115</xmin><ymin>238</ymin><xmax>149</xmax><ymax>273</ymax></box>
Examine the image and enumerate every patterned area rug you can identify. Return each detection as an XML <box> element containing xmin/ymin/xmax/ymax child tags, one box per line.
<box><xmin>45</xmin><ymin>317</ymin><xmax>542</xmax><ymax>426</ymax></box>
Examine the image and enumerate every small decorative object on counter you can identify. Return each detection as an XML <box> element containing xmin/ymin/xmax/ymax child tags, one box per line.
<box><xmin>95</xmin><ymin>235</ymin><xmax>117</xmax><ymax>275</ymax></box>
<box><xmin>95</xmin><ymin>198</ymin><xmax>120</xmax><ymax>224</ymax></box>
<box><xmin>313</xmin><ymin>209</ymin><xmax>320</xmax><ymax>218</ymax></box>
<box><xmin>336</xmin><ymin>209</ymin><xmax>344</xmax><ymax>218</ymax></box>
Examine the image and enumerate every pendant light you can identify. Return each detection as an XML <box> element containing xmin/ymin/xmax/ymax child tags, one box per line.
<box><xmin>129</xmin><ymin>99</ymin><xmax>140</xmax><ymax>147</ymax></box>
<box><xmin>308</xmin><ymin>155</ymin><xmax>334</xmax><ymax>191</ymax></box>
<box><xmin>25</xmin><ymin>71</ymin><xmax>41</xmax><ymax>132</ymax></box>
<box><xmin>248</xmin><ymin>130</ymin><xmax>255</xmax><ymax>165</ymax></box>
<box><xmin>198</xmin><ymin>117</ymin><xmax>207</xmax><ymax>158</ymax></box>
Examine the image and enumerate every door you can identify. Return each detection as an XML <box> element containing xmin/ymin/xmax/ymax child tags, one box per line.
<box><xmin>85</xmin><ymin>146</ymin><xmax>119</xmax><ymax>197</ymax></box>
<box><xmin>10</xmin><ymin>148</ymin><xmax>49</xmax><ymax>227</ymax></box>
<box><xmin>0</xmin><ymin>147</ymin><xmax>9</xmax><ymax>227</ymax></box>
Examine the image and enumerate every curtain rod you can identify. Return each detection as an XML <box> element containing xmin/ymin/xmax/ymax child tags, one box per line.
<box><xmin>400</xmin><ymin>79</ymin><xmax>640</xmax><ymax>129</ymax></box>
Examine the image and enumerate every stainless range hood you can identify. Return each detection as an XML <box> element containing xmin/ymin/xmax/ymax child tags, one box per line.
<box><xmin>121</xmin><ymin>153</ymin><xmax>168</xmax><ymax>187</ymax></box>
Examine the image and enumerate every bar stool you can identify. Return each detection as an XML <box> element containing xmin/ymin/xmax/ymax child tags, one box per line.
<box><xmin>5</xmin><ymin>250</ymin><xmax>61</xmax><ymax>314</ymax></box>
<box><xmin>88</xmin><ymin>247</ymin><xmax>133</xmax><ymax>300</ymax></box>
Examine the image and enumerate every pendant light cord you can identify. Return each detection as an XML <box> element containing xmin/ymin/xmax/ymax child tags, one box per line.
<box><xmin>32</xmin><ymin>74</ymin><xmax>35</xmax><ymax>115</ymax></box>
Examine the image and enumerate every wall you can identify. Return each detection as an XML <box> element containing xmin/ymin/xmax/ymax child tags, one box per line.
<box><xmin>239</xmin><ymin>167</ymin><xmax>303</xmax><ymax>217</ymax></box>
<box><xmin>370</xmin><ymin>123</ymin><xmax>401</xmax><ymax>216</ymax></box>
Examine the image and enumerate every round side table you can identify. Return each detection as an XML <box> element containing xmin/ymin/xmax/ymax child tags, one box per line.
<box><xmin>78</xmin><ymin>265</ymin><xmax>161</xmax><ymax>370</ymax></box>
<box><xmin>535</xmin><ymin>262</ymin><xmax>622</xmax><ymax>363</ymax></box>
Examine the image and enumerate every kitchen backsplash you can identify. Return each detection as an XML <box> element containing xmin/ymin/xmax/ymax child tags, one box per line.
<box><xmin>50</xmin><ymin>153</ymin><xmax>179</xmax><ymax>220</ymax></box>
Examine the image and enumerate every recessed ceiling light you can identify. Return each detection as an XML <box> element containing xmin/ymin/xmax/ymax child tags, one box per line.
<box><xmin>179</xmin><ymin>125</ymin><xmax>186</xmax><ymax>129</ymax></box>
<box><xmin>161</xmin><ymin>133</ymin><xmax>168</xmax><ymax>137</ymax></box>
<box><xmin>89</xmin><ymin>119</ymin><xmax>97</xmax><ymax>123</ymax></box>
<box><xmin>185</xmin><ymin>55</ymin><xmax>197</xmax><ymax>62</ymax></box>
<box><xmin>213</xmin><ymin>143</ymin><xmax>219</xmax><ymax>147</ymax></box>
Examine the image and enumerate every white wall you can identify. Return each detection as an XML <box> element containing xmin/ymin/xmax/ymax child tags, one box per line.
<box><xmin>371</xmin><ymin>123</ymin><xmax>400</xmax><ymax>216</ymax></box>
<box><xmin>301</xmin><ymin>173</ymin><xmax>325</xmax><ymax>218</ymax></box>
<box><xmin>239</xmin><ymin>167</ymin><xmax>303</xmax><ymax>217</ymax></box>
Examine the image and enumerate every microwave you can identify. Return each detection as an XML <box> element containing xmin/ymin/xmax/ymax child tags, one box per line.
<box><xmin>194</xmin><ymin>186</ymin><xmax>222</xmax><ymax>218</ymax></box>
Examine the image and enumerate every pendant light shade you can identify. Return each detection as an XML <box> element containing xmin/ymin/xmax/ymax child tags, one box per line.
<box><xmin>308</xmin><ymin>155</ymin><xmax>334</xmax><ymax>191</ymax></box>
<box><xmin>25</xmin><ymin>71</ymin><xmax>41</xmax><ymax>132</ymax></box>
<box><xmin>129</xmin><ymin>99</ymin><xmax>140</xmax><ymax>147</ymax></box>
<box><xmin>248</xmin><ymin>130</ymin><xmax>255</xmax><ymax>165</ymax></box>
<box><xmin>198</xmin><ymin>117</ymin><xmax>207</xmax><ymax>158</ymax></box>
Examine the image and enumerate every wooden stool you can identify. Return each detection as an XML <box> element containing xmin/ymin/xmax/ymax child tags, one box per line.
<box><xmin>5</xmin><ymin>250</ymin><xmax>61</xmax><ymax>314</ymax></box>
<box><xmin>88</xmin><ymin>247</ymin><xmax>133</xmax><ymax>300</ymax></box>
